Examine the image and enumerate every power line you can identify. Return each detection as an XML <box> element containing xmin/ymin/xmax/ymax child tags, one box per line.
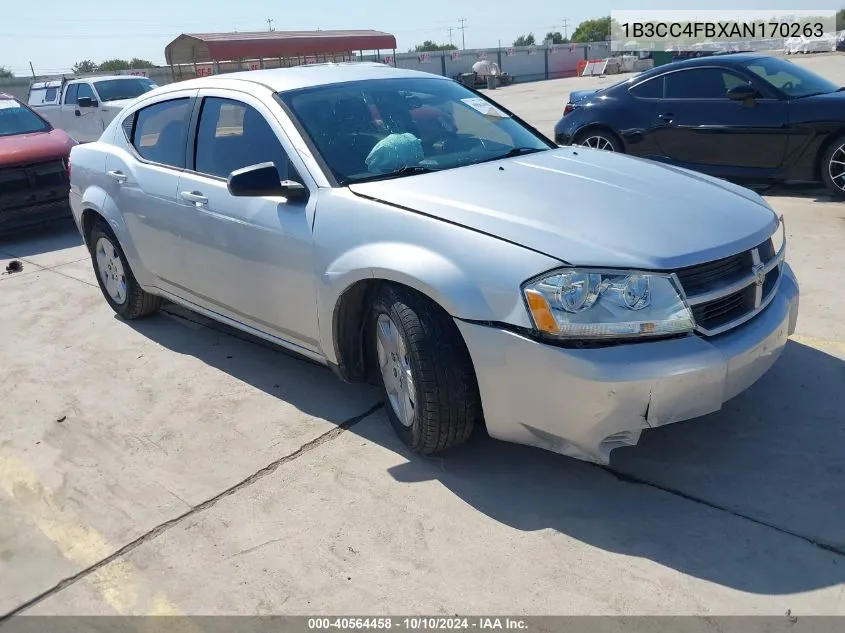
<box><xmin>447</xmin><ymin>26</ymin><xmax>455</xmax><ymax>45</ymax></box>
<box><xmin>562</xmin><ymin>18</ymin><xmax>570</xmax><ymax>39</ymax></box>
<box><xmin>458</xmin><ymin>17</ymin><xmax>467</xmax><ymax>50</ymax></box>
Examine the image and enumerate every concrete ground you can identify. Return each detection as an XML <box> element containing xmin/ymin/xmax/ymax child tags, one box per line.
<box><xmin>1</xmin><ymin>53</ymin><xmax>844</xmax><ymax>618</ymax></box>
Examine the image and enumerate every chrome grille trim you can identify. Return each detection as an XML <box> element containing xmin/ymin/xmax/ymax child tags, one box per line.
<box><xmin>677</xmin><ymin>218</ymin><xmax>786</xmax><ymax>337</ymax></box>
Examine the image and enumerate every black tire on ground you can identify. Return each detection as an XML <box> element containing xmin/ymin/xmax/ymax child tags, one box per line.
<box><xmin>88</xmin><ymin>219</ymin><xmax>162</xmax><ymax>319</ymax></box>
<box><xmin>573</xmin><ymin>128</ymin><xmax>622</xmax><ymax>152</ymax></box>
<box><xmin>369</xmin><ymin>283</ymin><xmax>480</xmax><ymax>455</ymax></box>
<box><xmin>820</xmin><ymin>134</ymin><xmax>845</xmax><ymax>199</ymax></box>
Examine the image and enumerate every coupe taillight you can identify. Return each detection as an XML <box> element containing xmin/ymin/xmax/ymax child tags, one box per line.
<box><xmin>563</xmin><ymin>103</ymin><xmax>575</xmax><ymax>116</ymax></box>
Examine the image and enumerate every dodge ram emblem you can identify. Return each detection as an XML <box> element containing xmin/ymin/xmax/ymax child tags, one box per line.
<box><xmin>752</xmin><ymin>262</ymin><xmax>766</xmax><ymax>286</ymax></box>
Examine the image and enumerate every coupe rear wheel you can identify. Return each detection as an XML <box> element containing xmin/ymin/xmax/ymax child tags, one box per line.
<box><xmin>89</xmin><ymin>220</ymin><xmax>162</xmax><ymax>319</ymax></box>
<box><xmin>369</xmin><ymin>284</ymin><xmax>479</xmax><ymax>455</ymax></box>
<box><xmin>821</xmin><ymin>135</ymin><xmax>845</xmax><ymax>198</ymax></box>
<box><xmin>574</xmin><ymin>130</ymin><xmax>621</xmax><ymax>152</ymax></box>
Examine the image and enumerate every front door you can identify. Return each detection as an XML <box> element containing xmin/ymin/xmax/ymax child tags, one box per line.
<box><xmin>174</xmin><ymin>92</ymin><xmax>320</xmax><ymax>351</ymax></box>
<box><xmin>651</xmin><ymin>67</ymin><xmax>789</xmax><ymax>172</ymax></box>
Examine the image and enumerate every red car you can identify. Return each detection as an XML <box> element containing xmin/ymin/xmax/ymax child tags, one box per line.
<box><xmin>0</xmin><ymin>92</ymin><xmax>77</xmax><ymax>232</ymax></box>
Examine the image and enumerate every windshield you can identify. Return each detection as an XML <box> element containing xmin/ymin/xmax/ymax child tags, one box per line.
<box><xmin>742</xmin><ymin>57</ymin><xmax>839</xmax><ymax>98</ymax></box>
<box><xmin>93</xmin><ymin>78</ymin><xmax>157</xmax><ymax>102</ymax></box>
<box><xmin>278</xmin><ymin>77</ymin><xmax>552</xmax><ymax>184</ymax></box>
<box><xmin>0</xmin><ymin>99</ymin><xmax>50</xmax><ymax>137</ymax></box>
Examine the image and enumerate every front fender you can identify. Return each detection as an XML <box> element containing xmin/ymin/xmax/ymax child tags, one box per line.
<box><xmin>316</xmin><ymin>240</ymin><xmax>553</xmax><ymax>365</ymax></box>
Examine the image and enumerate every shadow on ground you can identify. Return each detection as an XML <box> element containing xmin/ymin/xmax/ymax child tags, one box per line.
<box><xmin>123</xmin><ymin>303</ymin><xmax>380</xmax><ymax>429</ymax></box>
<box><xmin>123</xmin><ymin>294</ymin><xmax>845</xmax><ymax>596</ymax></box>
<box><xmin>378</xmin><ymin>340</ymin><xmax>845</xmax><ymax>595</ymax></box>
<box><xmin>0</xmin><ymin>219</ymin><xmax>83</xmax><ymax>258</ymax></box>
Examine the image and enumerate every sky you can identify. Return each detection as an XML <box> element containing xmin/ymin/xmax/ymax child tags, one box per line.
<box><xmin>1</xmin><ymin>0</ymin><xmax>841</xmax><ymax>76</ymax></box>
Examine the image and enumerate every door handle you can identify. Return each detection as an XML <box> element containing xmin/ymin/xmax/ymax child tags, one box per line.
<box><xmin>107</xmin><ymin>170</ymin><xmax>127</xmax><ymax>183</ymax></box>
<box><xmin>658</xmin><ymin>112</ymin><xmax>674</xmax><ymax>123</ymax></box>
<box><xmin>75</xmin><ymin>110</ymin><xmax>81</xmax><ymax>117</ymax></box>
<box><xmin>180</xmin><ymin>191</ymin><xmax>208</xmax><ymax>205</ymax></box>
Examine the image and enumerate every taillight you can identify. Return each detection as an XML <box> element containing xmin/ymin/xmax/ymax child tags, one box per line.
<box><xmin>563</xmin><ymin>103</ymin><xmax>575</xmax><ymax>116</ymax></box>
<box><xmin>64</xmin><ymin>158</ymin><xmax>71</xmax><ymax>182</ymax></box>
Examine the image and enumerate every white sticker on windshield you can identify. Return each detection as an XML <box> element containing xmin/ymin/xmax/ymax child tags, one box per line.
<box><xmin>0</xmin><ymin>100</ymin><xmax>22</xmax><ymax>110</ymax></box>
<box><xmin>460</xmin><ymin>97</ymin><xmax>509</xmax><ymax>118</ymax></box>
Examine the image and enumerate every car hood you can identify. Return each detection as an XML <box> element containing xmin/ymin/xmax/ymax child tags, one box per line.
<box><xmin>100</xmin><ymin>98</ymin><xmax>137</xmax><ymax>111</ymax></box>
<box><xmin>348</xmin><ymin>147</ymin><xmax>778</xmax><ymax>270</ymax></box>
<box><xmin>0</xmin><ymin>128</ymin><xmax>76</xmax><ymax>168</ymax></box>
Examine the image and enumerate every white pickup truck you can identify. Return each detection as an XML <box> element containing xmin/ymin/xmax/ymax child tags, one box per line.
<box><xmin>27</xmin><ymin>75</ymin><xmax>157</xmax><ymax>143</ymax></box>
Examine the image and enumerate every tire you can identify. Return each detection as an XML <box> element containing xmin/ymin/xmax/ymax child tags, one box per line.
<box><xmin>369</xmin><ymin>284</ymin><xmax>480</xmax><ymax>455</ymax></box>
<box><xmin>820</xmin><ymin>134</ymin><xmax>845</xmax><ymax>199</ymax></box>
<box><xmin>573</xmin><ymin>128</ymin><xmax>622</xmax><ymax>152</ymax></box>
<box><xmin>88</xmin><ymin>219</ymin><xmax>162</xmax><ymax>319</ymax></box>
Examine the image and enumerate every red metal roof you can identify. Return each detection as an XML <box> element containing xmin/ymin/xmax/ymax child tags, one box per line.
<box><xmin>165</xmin><ymin>30</ymin><xmax>397</xmax><ymax>65</ymax></box>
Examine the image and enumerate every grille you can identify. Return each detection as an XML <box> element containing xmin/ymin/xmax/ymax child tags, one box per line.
<box><xmin>674</xmin><ymin>236</ymin><xmax>784</xmax><ymax>337</ymax></box>
<box><xmin>0</xmin><ymin>159</ymin><xmax>69</xmax><ymax>221</ymax></box>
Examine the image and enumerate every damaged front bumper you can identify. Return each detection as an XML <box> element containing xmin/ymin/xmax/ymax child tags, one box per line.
<box><xmin>455</xmin><ymin>262</ymin><xmax>799</xmax><ymax>465</ymax></box>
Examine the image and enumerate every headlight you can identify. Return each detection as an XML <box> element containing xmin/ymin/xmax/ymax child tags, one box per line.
<box><xmin>523</xmin><ymin>269</ymin><xmax>694</xmax><ymax>339</ymax></box>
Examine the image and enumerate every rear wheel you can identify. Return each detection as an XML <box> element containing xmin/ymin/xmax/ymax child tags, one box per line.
<box><xmin>820</xmin><ymin>134</ymin><xmax>845</xmax><ymax>198</ymax></box>
<box><xmin>89</xmin><ymin>220</ymin><xmax>162</xmax><ymax>319</ymax></box>
<box><xmin>369</xmin><ymin>284</ymin><xmax>479</xmax><ymax>455</ymax></box>
<box><xmin>573</xmin><ymin>129</ymin><xmax>622</xmax><ymax>152</ymax></box>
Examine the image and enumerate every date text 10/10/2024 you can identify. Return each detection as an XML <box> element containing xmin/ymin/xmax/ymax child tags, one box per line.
<box><xmin>617</xmin><ymin>21</ymin><xmax>826</xmax><ymax>40</ymax></box>
<box><xmin>308</xmin><ymin>617</ymin><xmax>528</xmax><ymax>630</ymax></box>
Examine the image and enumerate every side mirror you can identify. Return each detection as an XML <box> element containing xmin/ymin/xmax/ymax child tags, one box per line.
<box><xmin>227</xmin><ymin>162</ymin><xmax>308</xmax><ymax>201</ymax></box>
<box><xmin>77</xmin><ymin>96</ymin><xmax>98</xmax><ymax>108</ymax></box>
<box><xmin>726</xmin><ymin>85</ymin><xmax>759</xmax><ymax>104</ymax></box>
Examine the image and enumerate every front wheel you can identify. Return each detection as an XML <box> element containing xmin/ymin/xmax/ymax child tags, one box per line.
<box><xmin>573</xmin><ymin>129</ymin><xmax>622</xmax><ymax>152</ymax></box>
<box><xmin>820</xmin><ymin>134</ymin><xmax>845</xmax><ymax>199</ymax></box>
<box><xmin>369</xmin><ymin>284</ymin><xmax>480</xmax><ymax>455</ymax></box>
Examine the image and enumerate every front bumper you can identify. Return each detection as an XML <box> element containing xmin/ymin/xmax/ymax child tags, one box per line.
<box><xmin>456</xmin><ymin>262</ymin><xmax>799</xmax><ymax>464</ymax></box>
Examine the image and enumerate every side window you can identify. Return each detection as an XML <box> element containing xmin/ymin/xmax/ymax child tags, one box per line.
<box><xmin>63</xmin><ymin>83</ymin><xmax>78</xmax><ymax>105</ymax></box>
<box><xmin>45</xmin><ymin>87</ymin><xmax>58</xmax><ymax>103</ymax></box>
<box><xmin>629</xmin><ymin>77</ymin><xmax>663</xmax><ymax>99</ymax></box>
<box><xmin>665</xmin><ymin>68</ymin><xmax>750</xmax><ymax>99</ymax></box>
<box><xmin>194</xmin><ymin>97</ymin><xmax>292</xmax><ymax>181</ymax></box>
<box><xmin>130</xmin><ymin>98</ymin><xmax>193</xmax><ymax>168</ymax></box>
<box><xmin>76</xmin><ymin>83</ymin><xmax>96</xmax><ymax>103</ymax></box>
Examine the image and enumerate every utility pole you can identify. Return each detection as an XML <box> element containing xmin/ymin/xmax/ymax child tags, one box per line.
<box><xmin>447</xmin><ymin>26</ymin><xmax>455</xmax><ymax>46</ymax></box>
<box><xmin>29</xmin><ymin>61</ymin><xmax>36</xmax><ymax>79</ymax></box>
<box><xmin>562</xmin><ymin>18</ymin><xmax>570</xmax><ymax>39</ymax></box>
<box><xmin>458</xmin><ymin>17</ymin><xmax>467</xmax><ymax>50</ymax></box>
<box><xmin>267</xmin><ymin>18</ymin><xmax>275</xmax><ymax>32</ymax></box>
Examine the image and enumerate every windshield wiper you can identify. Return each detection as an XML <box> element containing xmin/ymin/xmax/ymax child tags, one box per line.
<box><xmin>343</xmin><ymin>165</ymin><xmax>437</xmax><ymax>185</ymax></box>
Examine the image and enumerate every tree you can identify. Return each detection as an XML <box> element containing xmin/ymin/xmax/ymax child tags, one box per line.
<box><xmin>72</xmin><ymin>59</ymin><xmax>98</xmax><ymax>74</ymax></box>
<box><xmin>0</xmin><ymin>66</ymin><xmax>13</xmax><ymax>78</ymax></box>
<box><xmin>570</xmin><ymin>16</ymin><xmax>611</xmax><ymax>43</ymax></box>
<box><xmin>96</xmin><ymin>58</ymin><xmax>131</xmax><ymax>72</ymax></box>
<box><xmin>513</xmin><ymin>33</ymin><xmax>536</xmax><ymax>47</ymax></box>
<box><xmin>128</xmin><ymin>58</ymin><xmax>155</xmax><ymax>69</ymax></box>
<box><xmin>545</xmin><ymin>31</ymin><xmax>568</xmax><ymax>44</ymax></box>
<box><xmin>412</xmin><ymin>40</ymin><xmax>457</xmax><ymax>52</ymax></box>
<box><xmin>838</xmin><ymin>9</ymin><xmax>845</xmax><ymax>31</ymax></box>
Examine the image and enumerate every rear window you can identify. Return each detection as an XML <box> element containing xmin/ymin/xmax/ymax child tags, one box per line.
<box><xmin>0</xmin><ymin>99</ymin><xmax>50</xmax><ymax>137</ymax></box>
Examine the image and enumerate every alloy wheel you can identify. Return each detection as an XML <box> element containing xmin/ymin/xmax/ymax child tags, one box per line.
<box><xmin>95</xmin><ymin>236</ymin><xmax>128</xmax><ymax>305</ymax></box>
<box><xmin>579</xmin><ymin>135</ymin><xmax>615</xmax><ymax>151</ymax></box>
<box><xmin>375</xmin><ymin>313</ymin><xmax>415</xmax><ymax>428</ymax></box>
<box><xmin>828</xmin><ymin>143</ymin><xmax>845</xmax><ymax>193</ymax></box>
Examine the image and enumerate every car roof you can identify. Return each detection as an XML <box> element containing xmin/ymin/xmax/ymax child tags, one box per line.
<box><xmin>145</xmin><ymin>62</ymin><xmax>449</xmax><ymax>99</ymax></box>
<box><xmin>0</xmin><ymin>92</ymin><xmax>14</xmax><ymax>100</ymax></box>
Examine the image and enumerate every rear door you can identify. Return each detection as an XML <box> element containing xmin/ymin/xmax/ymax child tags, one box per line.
<box><xmin>651</xmin><ymin>67</ymin><xmax>789</xmax><ymax>171</ymax></box>
<box><xmin>102</xmin><ymin>91</ymin><xmax>199</xmax><ymax>291</ymax></box>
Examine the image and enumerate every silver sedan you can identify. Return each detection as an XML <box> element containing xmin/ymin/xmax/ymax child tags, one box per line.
<box><xmin>68</xmin><ymin>63</ymin><xmax>799</xmax><ymax>464</ymax></box>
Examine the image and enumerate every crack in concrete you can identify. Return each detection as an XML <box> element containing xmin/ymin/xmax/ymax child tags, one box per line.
<box><xmin>600</xmin><ymin>466</ymin><xmax>845</xmax><ymax>557</ymax></box>
<box><xmin>0</xmin><ymin>402</ymin><xmax>384</xmax><ymax>621</ymax></box>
